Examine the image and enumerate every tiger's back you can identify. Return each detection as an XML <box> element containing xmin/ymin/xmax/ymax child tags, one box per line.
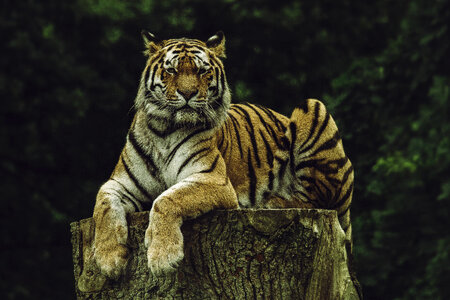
<box><xmin>217</xmin><ymin>101</ymin><xmax>354</xmax><ymax>238</ymax></box>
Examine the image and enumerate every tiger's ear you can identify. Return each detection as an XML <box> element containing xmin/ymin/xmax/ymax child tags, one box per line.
<box><xmin>141</xmin><ymin>30</ymin><xmax>161</xmax><ymax>56</ymax></box>
<box><xmin>206</xmin><ymin>31</ymin><xmax>226</xmax><ymax>59</ymax></box>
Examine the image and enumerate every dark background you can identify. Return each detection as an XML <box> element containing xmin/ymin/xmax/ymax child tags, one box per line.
<box><xmin>1</xmin><ymin>0</ymin><xmax>449</xmax><ymax>299</ymax></box>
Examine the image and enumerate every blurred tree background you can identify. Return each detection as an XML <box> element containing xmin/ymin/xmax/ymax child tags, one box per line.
<box><xmin>1</xmin><ymin>0</ymin><xmax>448</xmax><ymax>298</ymax></box>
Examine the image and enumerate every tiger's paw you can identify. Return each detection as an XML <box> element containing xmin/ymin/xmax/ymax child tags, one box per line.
<box><xmin>147</xmin><ymin>241</ymin><xmax>184</xmax><ymax>275</ymax></box>
<box><xmin>93</xmin><ymin>222</ymin><xmax>130</xmax><ymax>279</ymax></box>
<box><xmin>145</xmin><ymin>220</ymin><xmax>184</xmax><ymax>275</ymax></box>
<box><xmin>93</xmin><ymin>242</ymin><xmax>129</xmax><ymax>280</ymax></box>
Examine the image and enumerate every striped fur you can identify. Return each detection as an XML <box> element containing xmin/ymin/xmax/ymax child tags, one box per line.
<box><xmin>92</xmin><ymin>32</ymin><xmax>354</xmax><ymax>279</ymax></box>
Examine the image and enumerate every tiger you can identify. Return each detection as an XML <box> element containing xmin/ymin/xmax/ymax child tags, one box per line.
<box><xmin>92</xmin><ymin>31</ymin><xmax>354</xmax><ymax>281</ymax></box>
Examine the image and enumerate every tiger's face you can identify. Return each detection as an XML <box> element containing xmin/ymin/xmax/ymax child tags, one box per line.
<box><xmin>136</xmin><ymin>32</ymin><xmax>230</xmax><ymax>130</ymax></box>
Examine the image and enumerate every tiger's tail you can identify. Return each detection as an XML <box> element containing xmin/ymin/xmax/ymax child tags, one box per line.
<box><xmin>284</xmin><ymin>99</ymin><xmax>353</xmax><ymax>234</ymax></box>
<box><xmin>284</xmin><ymin>98</ymin><xmax>361</xmax><ymax>298</ymax></box>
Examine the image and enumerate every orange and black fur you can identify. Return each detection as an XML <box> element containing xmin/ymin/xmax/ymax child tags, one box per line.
<box><xmin>92</xmin><ymin>32</ymin><xmax>355</xmax><ymax>283</ymax></box>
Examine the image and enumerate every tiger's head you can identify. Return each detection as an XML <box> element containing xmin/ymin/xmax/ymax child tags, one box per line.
<box><xmin>135</xmin><ymin>31</ymin><xmax>231</xmax><ymax>130</ymax></box>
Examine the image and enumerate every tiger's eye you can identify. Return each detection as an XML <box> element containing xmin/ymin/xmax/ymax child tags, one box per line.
<box><xmin>166</xmin><ymin>68</ymin><xmax>176</xmax><ymax>74</ymax></box>
<box><xmin>199</xmin><ymin>67</ymin><xmax>209</xmax><ymax>75</ymax></box>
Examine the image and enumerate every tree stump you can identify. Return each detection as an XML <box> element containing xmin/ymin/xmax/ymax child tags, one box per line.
<box><xmin>71</xmin><ymin>209</ymin><xmax>360</xmax><ymax>299</ymax></box>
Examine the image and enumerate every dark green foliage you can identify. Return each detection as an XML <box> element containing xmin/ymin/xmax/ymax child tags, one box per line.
<box><xmin>1</xmin><ymin>0</ymin><xmax>448</xmax><ymax>298</ymax></box>
<box><xmin>325</xmin><ymin>1</ymin><xmax>450</xmax><ymax>298</ymax></box>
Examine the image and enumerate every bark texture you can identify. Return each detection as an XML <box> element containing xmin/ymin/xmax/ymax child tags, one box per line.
<box><xmin>71</xmin><ymin>209</ymin><xmax>359</xmax><ymax>299</ymax></box>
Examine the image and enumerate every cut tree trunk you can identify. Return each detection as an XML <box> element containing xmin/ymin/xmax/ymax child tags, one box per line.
<box><xmin>71</xmin><ymin>209</ymin><xmax>360</xmax><ymax>299</ymax></box>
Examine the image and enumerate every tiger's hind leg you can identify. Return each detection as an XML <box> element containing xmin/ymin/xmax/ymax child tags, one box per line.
<box><xmin>283</xmin><ymin>99</ymin><xmax>353</xmax><ymax>227</ymax></box>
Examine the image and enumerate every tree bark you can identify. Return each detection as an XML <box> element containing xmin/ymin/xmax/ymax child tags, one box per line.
<box><xmin>71</xmin><ymin>209</ymin><xmax>360</xmax><ymax>299</ymax></box>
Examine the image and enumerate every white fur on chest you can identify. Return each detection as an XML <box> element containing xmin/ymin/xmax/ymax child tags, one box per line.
<box><xmin>134</xmin><ymin>123</ymin><xmax>215</xmax><ymax>188</ymax></box>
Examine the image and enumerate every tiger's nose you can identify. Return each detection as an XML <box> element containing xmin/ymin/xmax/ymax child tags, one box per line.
<box><xmin>177</xmin><ymin>89</ymin><xmax>198</xmax><ymax>101</ymax></box>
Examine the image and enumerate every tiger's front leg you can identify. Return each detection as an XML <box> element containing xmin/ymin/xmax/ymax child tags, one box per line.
<box><xmin>144</xmin><ymin>173</ymin><xmax>238</xmax><ymax>275</ymax></box>
<box><xmin>92</xmin><ymin>181</ymin><xmax>136</xmax><ymax>279</ymax></box>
